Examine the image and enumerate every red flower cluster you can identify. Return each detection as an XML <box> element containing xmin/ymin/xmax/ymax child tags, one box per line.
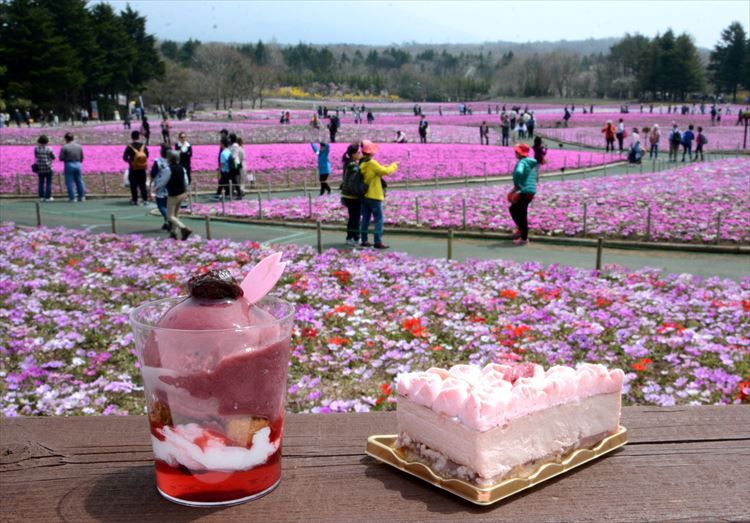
<box><xmin>657</xmin><ymin>322</ymin><xmax>685</xmax><ymax>334</ymax></box>
<box><xmin>331</xmin><ymin>269</ymin><xmax>352</xmax><ymax>284</ymax></box>
<box><xmin>500</xmin><ymin>289</ymin><xmax>518</xmax><ymax>299</ymax></box>
<box><xmin>402</xmin><ymin>317</ymin><xmax>427</xmax><ymax>338</ymax></box>
<box><xmin>300</xmin><ymin>327</ymin><xmax>318</xmax><ymax>339</ymax></box>
<box><xmin>736</xmin><ymin>379</ymin><xmax>750</xmax><ymax>402</ymax></box>
<box><xmin>375</xmin><ymin>382</ymin><xmax>394</xmax><ymax>406</ymax></box>
<box><xmin>333</xmin><ymin>304</ymin><xmax>356</xmax><ymax>315</ymax></box>
<box><xmin>632</xmin><ymin>358</ymin><xmax>653</xmax><ymax>372</ymax></box>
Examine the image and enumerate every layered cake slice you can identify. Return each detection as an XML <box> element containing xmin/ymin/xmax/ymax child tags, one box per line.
<box><xmin>396</xmin><ymin>362</ymin><xmax>624</xmax><ymax>486</ymax></box>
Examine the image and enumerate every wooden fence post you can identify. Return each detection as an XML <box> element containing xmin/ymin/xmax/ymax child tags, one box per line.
<box><xmin>447</xmin><ymin>229</ymin><xmax>454</xmax><ymax>260</ymax></box>
<box><xmin>35</xmin><ymin>202</ymin><xmax>42</xmax><ymax>227</ymax></box>
<box><xmin>257</xmin><ymin>193</ymin><xmax>263</xmax><ymax>219</ymax></box>
<box><xmin>110</xmin><ymin>213</ymin><xmax>117</xmax><ymax>234</ymax></box>
<box><xmin>462</xmin><ymin>198</ymin><xmax>467</xmax><ymax>230</ymax></box>
<box><xmin>646</xmin><ymin>208</ymin><xmax>652</xmax><ymax>240</ymax></box>
<box><xmin>316</xmin><ymin>221</ymin><xmax>322</xmax><ymax>254</ymax></box>
<box><xmin>415</xmin><ymin>197</ymin><xmax>420</xmax><ymax>226</ymax></box>
<box><xmin>595</xmin><ymin>238</ymin><xmax>604</xmax><ymax>272</ymax></box>
<box><xmin>205</xmin><ymin>215</ymin><xmax>212</xmax><ymax>240</ymax></box>
<box><xmin>308</xmin><ymin>193</ymin><xmax>313</xmax><ymax>219</ymax></box>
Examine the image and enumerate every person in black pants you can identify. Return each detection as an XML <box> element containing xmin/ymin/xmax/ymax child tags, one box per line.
<box><xmin>418</xmin><ymin>115</ymin><xmax>429</xmax><ymax>143</ymax></box>
<box><xmin>175</xmin><ymin>132</ymin><xmax>192</xmax><ymax>185</ymax></box>
<box><xmin>340</xmin><ymin>143</ymin><xmax>363</xmax><ymax>246</ymax></box>
<box><xmin>122</xmin><ymin>130</ymin><xmax>149</xmax><ymax>205</ymax></box>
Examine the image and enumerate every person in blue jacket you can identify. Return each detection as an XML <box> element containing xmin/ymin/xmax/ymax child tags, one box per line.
<box><xmin>311</xmin><ymin>142</ymin><xmax>331</xmax><ymax>195</ymax></box>
<box><xmin>681</xmin><ymin>124</ymin><xmax>695</xmax><ymax>162</ymax></box>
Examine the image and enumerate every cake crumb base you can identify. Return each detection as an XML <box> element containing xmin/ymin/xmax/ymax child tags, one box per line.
<box><xmin>396</xmin><ymin>431</ymin><xmax>611</xmax><ymax>487</ymax></box>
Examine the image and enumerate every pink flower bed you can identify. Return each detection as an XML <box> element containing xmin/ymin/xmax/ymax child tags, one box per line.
<box><xmin>191</xmin><ymin>158</ymin><xmax>750</xmax><ymax>244</ymax></box>
<box><xmin>1</xmin><ymin>143</ymin><xmax>617</xmax><ymax>194</ymax></box>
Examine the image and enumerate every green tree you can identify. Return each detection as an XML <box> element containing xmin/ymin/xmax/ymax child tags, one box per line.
<box><xmin>708</xmin><ymin>22</ymin><xmax>748</xmax><ymax>102</ymax></box>
<box><xmin>119</xmin><ymin>5</ymin><xmax>165</xmax><ymax>93</ymax></box>
<box><xmin>160</xmin><ymin>40</ymin><xmax>180</xmax><ymax>61</ymax></box>
<box><xmin>1</xmin><ymin>0</ymin><xmax>84</xmax><ymax>111</ymax></box>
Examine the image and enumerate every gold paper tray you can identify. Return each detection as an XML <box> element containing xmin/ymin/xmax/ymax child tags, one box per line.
<box><xmin>366</xmin><ymin>426</ymin><xmax>627</xmax><ymax>506</ymax></box>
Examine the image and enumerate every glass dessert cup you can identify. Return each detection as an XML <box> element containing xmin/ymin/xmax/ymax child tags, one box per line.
<box><xmin>130</xmin><ymin>295</ymin><xmax>294</xmax><ymax>507</ymax></box>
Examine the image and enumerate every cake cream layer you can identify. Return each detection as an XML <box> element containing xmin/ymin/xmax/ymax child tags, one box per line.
<box><xmin>397</xmin><ymin>392</ymin><xmax>621</xmax><ymax>481</ymax></box>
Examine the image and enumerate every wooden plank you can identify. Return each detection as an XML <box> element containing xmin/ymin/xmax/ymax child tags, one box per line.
<box><xmin>1</xmin><ymin>408</ymin><xmax>749</xmax><ymax>522</ymax></box>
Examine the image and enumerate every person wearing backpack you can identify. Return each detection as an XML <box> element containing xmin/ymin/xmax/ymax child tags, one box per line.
<box><xmin>340</xmin><ymin>143</ymin><xmax>366</xmax><ymax>246</ymax></box>
<box><xmin>694</xmin><ymin>126</ymin><xmax>707</xmax><ymax>161</ymax></box>
<box><xmin>311</xmin><ymin>142</ymin><xmax>331</xmax><ymax>195</ymax></box>
<box><xmin>359</xmin><ymin>140</ymin><xmax>398</xmax><ymax>249</ymax></box>
<box><xmin>163</xmin><ymin>151</ymin><xmax>192</xmax><ymax>240</ymax></box>
<box><xmin>681</xmin><ymin>124</ymin><xmax>695</xmax><ymax>162</ymax></box>
<box><xmin>150</xmin><ymin>144</ymin><xmax>172</xmax><ymax>231</ymax></box>
<box><xmin>668</xmin><ymin>124</ymin><xmax>681</xmax><ymax>162</ymax></box>
<box><xmin>122</xmin><ymin>130</ymin><xmax>149</xmax><ymax>205</ymax></box>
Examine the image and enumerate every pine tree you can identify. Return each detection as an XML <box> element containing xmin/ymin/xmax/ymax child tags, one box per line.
<box><xmin>708</xmin><ymin>22</ymin><xmax>748</xmax><ymax>102</ymax></box>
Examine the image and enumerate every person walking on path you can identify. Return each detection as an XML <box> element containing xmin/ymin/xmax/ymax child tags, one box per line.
<box><xmin>694</xmin><ymin>126</ymin><xmax>707</xmax><ymax>161</ymax></box>
<box><xmin>479</xmin><ymin>121</ymin><xmax>490</xmax><ymax>145</ymax></box>
<box><xmin>418</xmin><ymin>115</ymin><xmax>429</xmax><ymax>144</ymax></box>
<box><xmin>175</xmin><ymin>132</ymin><xmax>192</xmax><ymax>186</ymax></box>
<box><xmin>526</xmin><ymin>112</ymin><xmax>535</xmax><ymax>139</ymax></box>
<box><xmin>563</xmin><ymin>106</ymin><xmax>571</xmax><ymax>127</ymax></box>
<box><xmin>602</xmin><ymin>120</ymin><xmax>616</xmax><ymax>152</ymax></box>
<box><xmin>123</xmin><ymin>130</ymin><xmax>149</xmax><ymax>205</ymax></box>
<box><xmin>150</xmin><ymin>144</ymin><xmax>172</xmax><ymax>232</ymax></box>
<box><xmin>216</xmin><ymin>137</ymin><xmax>232</xmax><ymax>199</ymax></box>
<box><xmin>34</xmin><ymin>135</ymin><xmax>55</xmax><ymax>202</ymax></box>
<box><xmin>628</xmin><ymin>128</ymin><xmax>642</xmax><ymax>164</ymax></box>
<box><xmin>532</xmin><ymin>136</ymin><xmax>547</xmax><ymax>167</ymax></box>
<box><xmin>359</xmin><ymin>140</ymin><xmax>398</xmax><ymax>249</ymax></box>
<box><xmin>501</xmin><ymin>113</ymin><xmax>510</xmax><ymax>146</ymax></box>
<box><xmin>668</xmin><ymin>124</ymin><xmax>681</xmax><ymax>162</ymax></box>
<box><xmin>311</xmin><ymin>142</ymin><xmax>332</xmax><ymax>195</ymax></box>
<box><xmin>681</xmin><ymin>124</ymin><xmax>695</xmax><ymax>162</ymax></box>
<box><xmin>507</xmin><ymin>143</ymin><xmax>538</xmax><ymax>247</ymax></box>
<box><xmin>340</xmin><ymin>143</ymin><xmax>366</xmax><ymax>246</ymax></box>
<box><xmin>160</xmin><ymin>116</ymin><xmax>172</xmax><ymax>145</ymax></box>
<box><xmin>228</xmin><ymin>134</ymin><xmax>244</xmax><ymax>199</ymax></box>
<box><xmin>328</xmin><ymin>115</ymin><xmax>340</xmax><ymax>142</ymax></box>
<box><xmin>648</xmin><ymin>124</ymin><xmax>661</xmax><ymax>159</ymax></box>
<box><xmin>59</xmin><ymin>132</ymin><xmax>85</xmax><ymax>202</ymax></box>
<box><xmin>141</xmin><ymin>116</ymin><xmax>151</xmax><ymax>145</ymax></box>
<box><xmin>164</xmin><ymin>151</ymin><xmax>192</xmax><ymax>241</ymax></box>
<box><xmin>615</xmin><ymin>118</ymin><xmax>626</xmax><ymax>152</ymax></box>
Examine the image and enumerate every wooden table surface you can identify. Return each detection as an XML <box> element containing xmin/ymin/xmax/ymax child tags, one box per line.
<box><xmin>2</xmin><ymin>406</ymin><xmax>749</xmax><ymax>522</ymax></box>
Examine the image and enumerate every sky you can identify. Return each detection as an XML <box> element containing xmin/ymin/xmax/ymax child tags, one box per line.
<box><xmin>101</xmin><ymin>0</ymin><xmax>750</xmax><ymax>48</ymax></box>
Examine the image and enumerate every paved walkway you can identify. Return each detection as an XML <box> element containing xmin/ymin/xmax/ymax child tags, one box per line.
<box><xmin>2</xmin><ymin>197</ymin><xmax>747</xmax><ymax>280</ymax></box>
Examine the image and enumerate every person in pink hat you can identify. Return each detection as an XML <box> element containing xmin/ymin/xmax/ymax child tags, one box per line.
<box><xmin>507</xmin><ymin>143</ymin><xmax>538</xmax><ymax>246</ymax></box>
<box><xmin>359</xmin><ymin>140</ymin><xmax>398</xmax><ymax>249</ymax></box>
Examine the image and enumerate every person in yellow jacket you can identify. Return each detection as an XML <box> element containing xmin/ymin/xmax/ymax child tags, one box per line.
<box><xmin>359</xmin><ymin>140</ymin><xmax>398</xmax><ymax>249</ymax></box>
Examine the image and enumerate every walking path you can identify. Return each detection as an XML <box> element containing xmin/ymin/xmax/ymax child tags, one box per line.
<box><xmin>2</xmin><ymin>197</ymin><xmax>747</xmax><ymax>280</ymax></box>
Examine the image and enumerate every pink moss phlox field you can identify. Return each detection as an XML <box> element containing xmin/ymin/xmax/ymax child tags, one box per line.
<box><xmin>192</xmin><ymin>158</ymin><xmax>750</xmax><ymax>244</ymax></box>
<box><xmin>0</xmin><ymin>143</ymin><xmax>618</xmax><ymax>194</ymax></box>
<box><xmin>1</xmin><ymin>224</ymin><xmax>748</xmax><ymax>416</ymax></box>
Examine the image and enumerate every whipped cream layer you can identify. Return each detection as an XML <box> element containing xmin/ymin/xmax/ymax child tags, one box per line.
<box><xmin>396</xmin><ymin>363</ymin><xmax>624</xmax><ymax>432</ymax></box>
<box><xmin>152</xmin><ymin>423</ymin><xmax>279</xmax><ymax>472</ymax></box>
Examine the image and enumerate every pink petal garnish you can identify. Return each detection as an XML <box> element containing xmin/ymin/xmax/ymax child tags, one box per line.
<box><xmin>241</xmin><ymin>252</ymin><xmax>286</xmax><ymax>304</ymax></box>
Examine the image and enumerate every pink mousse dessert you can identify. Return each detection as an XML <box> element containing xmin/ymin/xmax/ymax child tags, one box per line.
<box><xmin>396</xmin><ymin>362</ymin><xmax>624</xmax><ymax>486</ymax></box>
<box><xmin>137</xmin><ymin>254</ymin><xmax>291</xmax><ymax>505</ymax></box>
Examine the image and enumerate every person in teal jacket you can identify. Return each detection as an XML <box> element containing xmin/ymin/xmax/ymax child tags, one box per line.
<box><xmin>311</xmin><ymin>142</ymin><xmax>331</xmax><ymax>195</ymax></box>
<box><xmin>508</xmin><ymin>143</ymin><xmax>538</xmax><ymax>246</ymax></box>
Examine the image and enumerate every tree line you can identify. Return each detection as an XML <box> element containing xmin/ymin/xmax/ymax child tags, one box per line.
<box><xmin>152</xmin><ymin>22</ymin><xmax>749</xmax><ymax>107</ymax></box>
<box><xmin>0</xmin><ymin>0</ymin><xmax>164</xmax><ymax>118</ymax></box>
